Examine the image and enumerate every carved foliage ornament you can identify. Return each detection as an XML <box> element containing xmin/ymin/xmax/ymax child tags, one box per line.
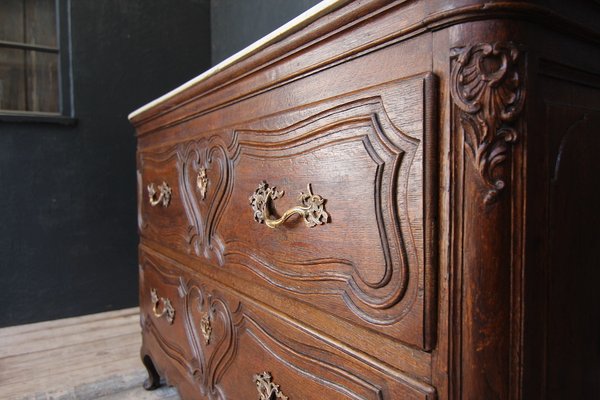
<box><xmin>450</xmin><ymin>42</ymin><xmax>526</xmax><ymax>204</ymax></box>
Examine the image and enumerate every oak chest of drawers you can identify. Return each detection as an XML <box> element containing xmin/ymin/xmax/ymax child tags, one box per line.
<box><xmin>129</xmin><ymin>1</ymin><xmax>600</xmax><ymax>398</ymax></box>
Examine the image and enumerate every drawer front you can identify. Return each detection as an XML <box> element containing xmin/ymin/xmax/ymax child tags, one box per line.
<box><xmin>216</xmin><ymin>74</ymin><xmax>437</xmax><ymax>350</ymax></box>
<box><xmin>138</xmin><ymin>147</ymin><xmax>190</xmax><ymax>253</ymax></box>
<box><xmin>140</xmin><ymin>249</ymin><xmax>434</xmax><ymax>400</ymax></box>
<box><xmin>138</xmin><ymin>136</ymin><xmax>230</xmax><ymax>264</ymax></box>
<box><xmin>139</xmin><ymin>73</ymin><xmax>437</xmax><ymax>351</ymax></box>
<box><xmin>139</xmin><ymin>250</ymin><xmax>192</xmax><ymax>381</ymax></box>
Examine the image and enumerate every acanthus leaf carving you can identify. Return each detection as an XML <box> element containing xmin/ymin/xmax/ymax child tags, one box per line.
<box><xmin>450</xmin><ymin>42</ymin><xmax>526</xmax><ymax>204</ymax></box>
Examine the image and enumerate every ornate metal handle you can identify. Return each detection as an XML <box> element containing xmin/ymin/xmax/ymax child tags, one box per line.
<box><xmin>254</xmin><ymin>372</ymin><xmax>288</xmax><ymax>400</ymax></box>
<box><xmin>200</xmin><ymin>313</ymin><xmax>212</xmax><ymax>344</ymax></box>
<box><xmin>249</xmin><ymin>181</ymin><xmax>329</xmax><ymax>229</ymax></box>
<box><xmin>197</xmin><ymin>167</ymin><xmax>208</xmax><ymax>200</ymax></box>
<box><xmin>147</xmin><ymin>181</ymin><xmax>172</xmax><ymax>207</ymax></box>
<box><xmin>150</xmin><ymin>288</ymin><xmax>175</xmax><ymax>324</ymax></box>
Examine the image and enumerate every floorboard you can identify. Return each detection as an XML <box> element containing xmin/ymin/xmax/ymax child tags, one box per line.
<box><xmin>0</xmin><ymin>308</ymin><xmax>180</xmax><ymax>400</ymax></box>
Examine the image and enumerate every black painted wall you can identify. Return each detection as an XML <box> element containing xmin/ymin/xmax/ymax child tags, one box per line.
<box><xmin>0</xmin><ymin>0</ymin><xmax>211</xmax><ymax>327</ymax></box>
<box><xmin>210</xmin><ymin>0</ymin><xmax>320</xmax><ymax>64</ymax></box>
<box><xmin>0</xmin><ymin>0</ymin><xmax>324</xmax><ymax>328</ymax></box>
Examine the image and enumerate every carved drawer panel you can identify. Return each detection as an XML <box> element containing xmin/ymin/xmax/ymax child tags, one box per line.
<box><xmin>139</xmin><ymin>250</ymin><xmax>192</xmax><ymax>385</ymax></box>
<box><xmin>138</xmin><ymin>148</ymin><xmax>189</xmax><ymax>254</ymax></box>
<box><xmin>214</xmin><ymin>74</ymin><xmax>438</xmax><ymax>350</ymax></box>
<box><xmin>140</xmin><ymin>249</ymin><xmax>435</xmax><ymax>400</ymax></box>
<box><xmin>138</xmin><ymin>136</ymin><xmax>230</xmax><ymax>264</ymax></box>
<box><xmin>138</xmin><ymin>74</ymin><xmax>437</xmax><ymax>355</ymax></box>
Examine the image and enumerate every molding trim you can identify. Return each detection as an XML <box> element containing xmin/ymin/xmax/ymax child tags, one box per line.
<box><xmin>130</xmin><ymin>1</ymin><xmax>596</xmax><ymax>131</ymax></box>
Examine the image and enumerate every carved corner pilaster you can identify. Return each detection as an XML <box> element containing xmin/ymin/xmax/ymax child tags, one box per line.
<box><xmin>450</xmin><ymin>42</ymin><xmax>526</xmax><ymax>204</ymax></box>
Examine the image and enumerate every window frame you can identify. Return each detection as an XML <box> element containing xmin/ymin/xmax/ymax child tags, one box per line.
<box><xmin>0</xmin><ymin>0</ymin><xmax>75</xmax><ymax>125</ymax></box>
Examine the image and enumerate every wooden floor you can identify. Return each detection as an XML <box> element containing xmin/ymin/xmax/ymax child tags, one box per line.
<box><xmin>0</xmin><ymin>307</ymin><xmax>180</xmax><ymax>400</ymax></box>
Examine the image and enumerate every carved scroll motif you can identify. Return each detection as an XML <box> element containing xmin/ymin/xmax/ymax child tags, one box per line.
<box><xmin>179</xmin><ymin>278</ymin><xmax>241</xmax><ymax>399</ymax></box>
<box><xmin>177</xmin><ymin>139</ymin><xmax>229</xmax><ymax>264</ymax></box>
<box><xmin>450</xmin><ymin>42</ymin><xmax>526</xmax><ymax>204</ymax></box>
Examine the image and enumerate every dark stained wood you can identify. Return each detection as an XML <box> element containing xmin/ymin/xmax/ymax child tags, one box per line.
<box><xmin>140</xmin><ymin>247</ymin><xmax>434</xmax><ymax>399</ymax></box>
<box><xmin>448</xmin><ymin>21</ymin><xmax>528</xmax><ymax>400</ymax></box>
<box><xmin>545</xmin><ymin>100</ymin><xmax>600</xmax><ymax>400</ymax></box>
<box><xmin>139</xmin><ymin>74</ymin><xmax>438</xmax><ymax>353</ymax></box>
<box><xmin>523</xmin><ymin>53</ymin><xmax>600</xmax><ymax>399</ymax></box>
<box><xmin>131</xmin><ymin>1</ymin><xmax>600</xmax><ymax>399</ymax></box>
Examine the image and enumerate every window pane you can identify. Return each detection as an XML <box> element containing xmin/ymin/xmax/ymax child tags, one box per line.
<box><xmin>25</xmin><ymin>0</ymin><xmax>57</xmax><ymax>47</ymax></box>
<box><xmin>0</xmin><ymin>47</ymin><xmax>27</xmax><ymax>111</ymax></box>
<box><xmin>0</xmin><ymin>0</ymin><xmax>60</xmax><ymax>113</ymax></box>
<box><xmin>0</xmin><ymin>0</ymin><xmax>25</xmax><ymax>43</ymax></box>
<box><xmin>26</xmin><ymin>50</ymin><xmax>59</xmax><ymax>112</ymax></box>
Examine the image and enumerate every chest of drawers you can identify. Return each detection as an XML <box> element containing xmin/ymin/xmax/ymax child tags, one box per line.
<box><xmin>129</xmin><ymin>1</ymin><xmax>600</xmax><ymax>398</ymax></box>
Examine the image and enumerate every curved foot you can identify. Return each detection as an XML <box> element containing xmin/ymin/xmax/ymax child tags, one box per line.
<box><xmin>142</xmin><ymin>354</ymin><xmax>162</xmax><ymax>390</ymax></box>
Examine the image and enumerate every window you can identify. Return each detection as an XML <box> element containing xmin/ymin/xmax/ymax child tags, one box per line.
<box><xmin>0</xmin><ymin>0</ymin><xmax>72</xmax><ymax>121</ymax></box>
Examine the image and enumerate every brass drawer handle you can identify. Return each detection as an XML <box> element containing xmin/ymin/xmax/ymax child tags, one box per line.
<box><xmin>150</xmin><ymin>288</ymin><xmax>175</xmax><ymax>324</ymax></box>
<box><xmin>249</xmin><ymin>181</ymin><xmax>329</xmax><ymax>229</ymax></box>
<box><xmin>147</xmin><ymin>181</ymin><xmax>172</xmax><ymax>207</ymax></box>
<box><xmin>254</xmin><ymin>372</ymin><xmax>288</xmax><ymax>400</ymax></box>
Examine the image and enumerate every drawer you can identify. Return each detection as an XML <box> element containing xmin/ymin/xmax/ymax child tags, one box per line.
<box><xmin>138</xmin><ymin>138</ymin><xmax>230</xmax><ymax>264</ymax></box>
<box><xmin>139</xmin><ymin>250</ymin><xmax>192</xmax><ymax>384</ymax></box>
<box><xmin>140</xmin><ymin>249</ymin><xmax>435</xmax><ymax>400</ymax></box>
<box><xmin>216</xmin><ymin>74</ymin><xmax>438</xmax><ymax>350</ymax></box>
<box><xmin>138</xmin><ymin>147</ymin><xmax>191</xmax><ymax>254</ymax></box>
<box><xmin>138</xmin><ymin>74</ymin><xmax>437</xmax><ymax>351</ymax></box>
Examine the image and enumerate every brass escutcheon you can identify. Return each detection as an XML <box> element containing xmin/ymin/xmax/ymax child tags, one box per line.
<box><xmin>254</xmin><ymin>371</ymin><xmax>288</xmax><ymax>400</ymax></box>
<box><xmin>197</xmin><ymin>167</ymin><xmax>208</xmax><ymax>200</ymax></box>
<box><xmin>200</xmin><ymin>313</ymin><xmax>212</xmax><ymax>344</ymax></box>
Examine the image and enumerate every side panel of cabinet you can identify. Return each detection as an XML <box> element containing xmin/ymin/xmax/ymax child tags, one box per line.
<box><xmin>525</xmin><ymin>61</ymin><xmax>600</xmax><ymax>399</ymax></box>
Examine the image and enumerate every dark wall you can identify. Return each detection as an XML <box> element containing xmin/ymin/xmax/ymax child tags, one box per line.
<box><xmin>210</xmin><ymin>0</ymin><xmax>320</xmax><ymax>64</ymax></box>
<box><xmin>0</xmin><ymin>0</ymin><xmax>211</xmax><ymax>327</ymax></box>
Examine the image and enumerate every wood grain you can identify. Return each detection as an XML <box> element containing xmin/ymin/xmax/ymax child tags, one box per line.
<box><xmin>130</xmin><ymin>1</ymin><xmax>600</xmax><ymax>399</ymax></box>
<box><xmin>140</xmin><ymin>250</ymin><xmax>435</xmax><ymax>399</ymax></box>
